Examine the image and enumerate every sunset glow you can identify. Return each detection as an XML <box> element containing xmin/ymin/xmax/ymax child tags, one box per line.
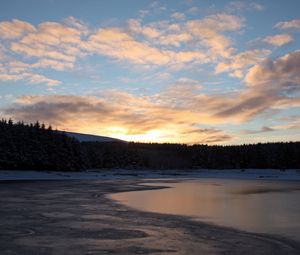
<box><xmin>1</xmin><ymin>0</ymin><xmax>300</xmax><ymax>144</ymax></box>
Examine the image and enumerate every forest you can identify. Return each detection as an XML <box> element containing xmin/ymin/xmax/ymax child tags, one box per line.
<box><xmin>0</xmin><ymin>119</ymin><xmax>299</xmax><ymax>171</ymax></box>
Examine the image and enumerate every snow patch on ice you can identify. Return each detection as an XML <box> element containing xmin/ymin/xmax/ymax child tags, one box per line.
<box><xmin>0</xmin><ymin>169</ymin><xmax>299</xmax><ymax>181</ymax></box>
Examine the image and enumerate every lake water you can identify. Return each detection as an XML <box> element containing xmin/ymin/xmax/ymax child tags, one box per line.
<box><xmin>111</xmin><ymin>179</ymin><xmax>300</xmax><ymax>242</ymax></box>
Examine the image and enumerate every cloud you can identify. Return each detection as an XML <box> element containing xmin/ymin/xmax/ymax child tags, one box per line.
<box><xmin>23</xmin><ymin>73</ymin><xmax>61</xmax><ymax>87</ymax></box>
<box><xmin>274</xmin><ymin>115</ymin><xmax>300</xmax><ymax>130</ymax></box>
<box><xmin>182</xmin><ymin>50</ymin><xmax>300</xmax><ymax>122</ymax></box>
<box><xmin>31</xmin><ymin>59</ymin><xmax>74</xmax><ymax>71</ymax></box>
<box><xmin>86</xmin><ymin>28</ymin><xmax>170</xmax><ymax>65</ymax></box>
<box><xmin>10</xmin><ymin>21</ymin><xmax>82</xmax><ymax>66</ymax></box>
<box><xmin>157</xmin><ymin>33</ymin><xmax>192</xmax><ymax>47</ymax></box>
<box><xmin>262</xmin><ymin>34</ymin><xmax>293</xmax><ymax>47</ymax></box>
<box><xmin>0</xmin><ymin>59</ymin><xmax>61</xmax><ymax>87</ymax></box>
<box><xmin>275</xmin><ymin>19</ymin><xmax>300</xmax><ymax>30</ymax></box>
<box><xmin>226</xmin><ymin>1</ymin><xmax>246</xmax><ymax>12</ymax></box>
<box><xmin>215</xmin><ymin>50</ymin><xmax>300</xmax><ymax>121</ymax></box>
<box><xmin>128</xmin><ymin>19</ymin><xmax>191</xmax><ymax>48</ymax></box>
<box><xmin>0</xmin><ymin>18</ymin><xmax>86</xmax><ymax>73</ymax></box>
<box><xmin>0</xmin><ymin>7</ymin><xmax>299</xmax><ymax>145</ymax></box>
<box><xmin>1</xmin><ymin>90</ymin><xmax>232</xmax><ymax>144</ymax></box>
<box><xmin>0</xmin><ymin>70</ymin><xmax>61</xmax><ymax>87</ymax></box>
<box><xmin>187</xmin><ymin>13</ymin><xmax>245</xmax><ymax>58</ymax></box>
<box><xmin>187</xmin><ymin>7</ymin><xmax>199</xmax><ymax>14</ymax></box>
<box><xmin>0</xmin><ymin>17</ymin><xmax>89</xmax><ymax>86</ymax></box>
<box><xmin>138</xmin><ymin>10</ymin><xmax>150</xmax><ymax>18</ymax></box>
<box><xmin>226</xmin><ymin>1</ymin><xmax>264</xmax><ymax>12</ymax></box>
<box><xmin>86</xmin><ymin>27</ymin><xmax>207</xmax><ymax>66</ymax></box>
<box><xmin>251</xmin><ymin>2</ymin><xmax>264</xmax><ymax>11</ymax></box>
<box><xmin>0</xmin><ymin>15</ymin><xmax>246</xmax><ymax>89</ymax></box>
<box><xmin>245</xmin><ymin>50</ymin><xmax>300</xmax><ymax>93</ymax></box>
<box><xmin>124</xmin><ymin>13</ymin><xmax>245</xmax><ymax>64</ymax></box>
<box><xmin>213</xmin><ymin>91</ymin><xmax>272</xmax><ymax>121</ymax></box>
<box><xmin>0</xmin><ymin>13</ymin><xmax>249</xmax><ymax>75</ymax></box>
<box><xmin>241</xmin><ymin>126</ymin><xmax>275</xmax><ymax>134</ymax></box>
<box><xmin>2</xmin><ymin>46</ymin><xmax>300</xmax><ymax>143</ymax></box>
<box><xmin>0</xmin><ymin>19</ymin><xmax>36</xmax><ymax>39</ymax></box>
<box><xmin>63</xmin><ymin>16</ymin><xmax>90</xmax><ymax>35</ymax></box>
<box><xmin>0</xmin><ymin>60</ymin><xmax>61</xmax><ymax>86</ymax></box>
<box><xmin>215</xmin><ymin>49</ymin><xmax>271</xmax><ymax>77</ymax></box>
<box><xmin>199</xmin><ymin>134</ymin><xmax>232</xmax><ymax>144</ymax></box>
<box><xmin>0</xmin><ymin>47</ymin><xmax>5</xmax><ymax>61</ymax></box>
<box><xmin>171</xmin><ymin>12</ymin><xmax>185</xmax><ymax>20</ymax></box>
<box><xmin>181</xmin><ymin>127</ymin><xmax>232</xmax><ymax>144</ymax></box>
<box><xmin>0</xmin><ymin>14</ymin><xmax>299</xmax><ymax>113</ymax></box>
<box><xmin>4</xmin><ymin>47</ymin><xmax>300</xmax><ymax>133</ymax></box>
<box><xmin>127</xmin><ymin>19</ymin><xmax>161</xmax><ymax>38</ymax></box>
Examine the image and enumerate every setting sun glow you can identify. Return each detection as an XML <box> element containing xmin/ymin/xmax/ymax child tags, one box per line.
<box><xmin>0</xmin><ymin>0</ymin><xmax>299</xmax><ymax>144</ymax></box>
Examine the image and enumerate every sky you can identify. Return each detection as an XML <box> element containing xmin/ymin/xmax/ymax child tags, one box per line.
<box><xmin>0</xmin><ymin>0</ymin><xmax>300</xmax><ymax>144</ymax></box>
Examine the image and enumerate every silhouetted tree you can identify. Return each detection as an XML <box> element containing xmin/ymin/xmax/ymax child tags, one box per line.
<box><xmin>0</xmin><ymin>119</ymin><xmax>299</xmax><ymax>171</ymax></box>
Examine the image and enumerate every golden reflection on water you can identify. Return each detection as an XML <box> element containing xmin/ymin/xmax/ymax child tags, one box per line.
<box><xmin>111</xmin><ymin>179</ymin><xmax>300</xmax><ymax>241</ymax></box>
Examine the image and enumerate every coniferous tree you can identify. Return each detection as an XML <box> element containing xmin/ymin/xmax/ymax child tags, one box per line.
<box><xmin>0</xmin><ymin>119</ymin><xmax>299</xmax><ymax>171</ymax></box>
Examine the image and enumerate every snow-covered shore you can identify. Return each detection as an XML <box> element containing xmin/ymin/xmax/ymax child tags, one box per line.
<box><xmin>0</xmin><ymin>169</ymin><xmax>300</xmax><ymax>181</ymax></box>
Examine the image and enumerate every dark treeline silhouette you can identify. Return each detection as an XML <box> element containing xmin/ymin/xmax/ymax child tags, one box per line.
<box><xmin>0</xmin><ymin>119</ymin><xmax>86</xmax><ymax>171</ymax></box>
<box><xmin>0</xmin><ymin>119</ymin><xmax>299</xmax><ymax>171</ymax></box>
<box><xmin>83</xmin><ymin>142</ymin><xmax>300</xmax><ymax>170</ymax></box>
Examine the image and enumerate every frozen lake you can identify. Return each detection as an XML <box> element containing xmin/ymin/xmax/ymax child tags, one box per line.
<box><xmin>111</xmin><ymin>179</ymin><xmax>300</xmax><ymax>242</ymax></box>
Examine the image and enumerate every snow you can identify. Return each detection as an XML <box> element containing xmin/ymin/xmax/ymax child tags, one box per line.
<box><xmin>189</xmin><ymin>169</ymin><xmax>300</xmax><ymax>181</ymax></box>
<box><xmin>63</xmin><ymin>131</ymin><xmax>124</xmax><ymax>142</ymax></box>
<box><xmin>0</xmin><ymin>169</ymin><xmax>300</xmax><ymax>181</ymax></box>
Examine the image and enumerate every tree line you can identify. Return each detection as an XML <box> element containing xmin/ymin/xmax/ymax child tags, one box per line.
<box><xmin>0</xmin><ymin>119</ymin><xmax>299</xmax><ymax>171</ymax></box>
<box><xmin>0</xmin><ymin>119</ymin><xmax>86</xmax><ymax>171</ymax></box>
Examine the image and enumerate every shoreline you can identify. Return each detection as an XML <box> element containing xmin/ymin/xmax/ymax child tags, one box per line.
<box><xmin>1</xmin><ymin>168</ymin><xmax>300</xmax><ymax>182</ymax></box>
<box><xmin>0</xmin><ymin>178</ymin><xmax>300</xmax><ymax>254</ymax></box>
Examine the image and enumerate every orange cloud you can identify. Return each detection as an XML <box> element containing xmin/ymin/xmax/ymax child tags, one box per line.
<box><xmin>0</xmin><ymin>19</ymin><xmax>36</xmax><ymax>39</ymax></box>
<box><xmin>7</xmin><ymin>19</ymin><xmax>84</xmax><ymax>72</ymax></box>
<box><xmin>86</xmin><ymin>28</ymin><xmax>207</xmax><ymax>66</ymax></box>
<box><xmin>0</xmin><ymin>60</ymin><xmax>61</xmax><ymax>86</ymax></box>
<box><xmin>0</xmin><ymin>70</ymin><xmax>61</xmax><ymax>86</ymax></box>
<box><xmin>0</xmin><ymin>14</ymin><xmax>253</xmax><ymax>75</ymax></box>
<box><xmin>157</xmin><ymin>33</ymin><xmax>192</xmax><ymax>47</ymax></box>
<box><xmin>0</xmin><ymin>18</ymin><xmax>88</xmax><ymax>85</ymax></box>
<box><xmin>215</xmin><ymin>49</ymin><xmax>271</xmax><ymax>77</ymax></box>
<box><xmin>31</xmin><ymin>59</ymin><xmax>74</xmax><ymax>71</ymax></box>
<box><xmin>187</xmin><ymin>13</ymin><xmax>244</xmax><ymax>58</ymax></box>
<box><xmin>245</xmin><ymin>50</ymin><xmax>300</xmax><ymax>89</ymax></box>
<box><xmin>262</xmin><ymin>34</ymin><xmax>293</xmax><ymax>47</ymax></box>
<box><xmin>2</xmin><ymin>82</ymin><xmax>233</xmax><ymax>144</ymax></box>
<box><xmin>214</xmin><ymin>50</ymin><xmax>300</xmax><ymax>121</ymax></box>
<box><xmin>275</xmin><ymin>19</ymin><xmax>300</xmax><ymax>30</ymax></box>
<box><xmin>2</xmin><ymin>46</ymin><xmax>300</xmax><ymax>144</ymax></box>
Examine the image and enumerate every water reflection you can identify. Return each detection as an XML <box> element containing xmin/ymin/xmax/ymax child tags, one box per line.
<box><xmin>111</xmin><ymin>179</ymin><xmax>300</xmax><ymax>241</ymax></box>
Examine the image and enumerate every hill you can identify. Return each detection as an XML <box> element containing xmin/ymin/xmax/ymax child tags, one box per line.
<box><xmin>63</xmin><ymin>131</ymin><xmax>124</xmax><ymax>143</ymax></box>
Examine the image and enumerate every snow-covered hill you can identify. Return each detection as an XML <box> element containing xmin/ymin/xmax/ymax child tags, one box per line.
<box><xmin>63</xmin><ymin>131</ymin><xmax>124</xmax><ymax>143</ymax></box>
